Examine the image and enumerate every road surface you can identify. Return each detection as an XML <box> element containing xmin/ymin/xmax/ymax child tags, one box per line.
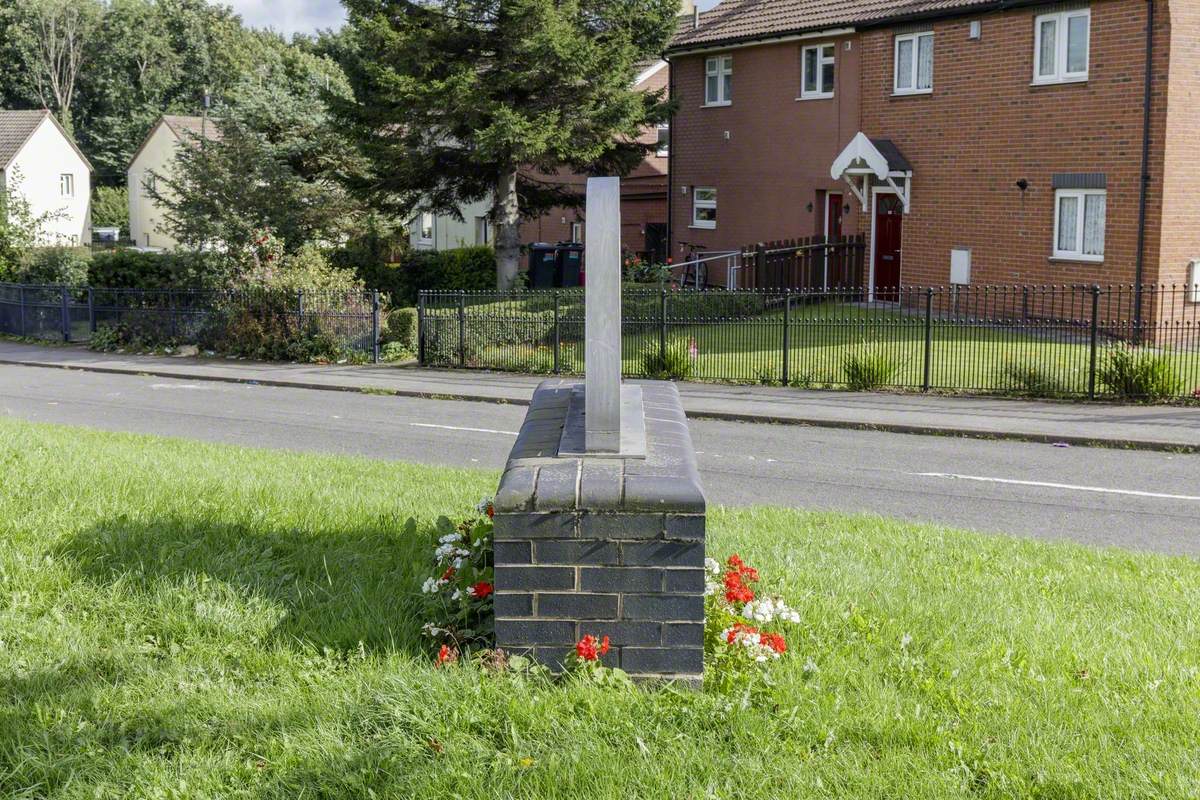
<box><xmin>2</xmin><ymin>364</ymin><xmax>1197</xmax><ymax>555</ymax></box>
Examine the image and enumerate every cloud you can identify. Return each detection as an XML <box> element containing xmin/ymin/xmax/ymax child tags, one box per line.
<box><xmin>224</xmin><ymin>0</ymin><xmax>347</xmax><ymax>39</ymax></box>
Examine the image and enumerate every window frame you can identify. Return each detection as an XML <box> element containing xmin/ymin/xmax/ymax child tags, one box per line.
<box><xmin>655</xmin><ymin>123</ymin><xmax>670</xmax><ymax>157</ymax></box>
<box><xmin>893</xmin><ymin>31</ymin><xmax>935</xmax><ymax>95</ymax></box>
<box><xmin>417</xmin><ymin>211</ymin><xmax>435</xmax><ymax>245</ymax></box>
<box><xmin>474</xmin><ymin>216</ymin><xmax>490</xmax><ymax>246</ymax></box>
<box><xmin>691</xmin><ymin>186</ymin><xmax>717</xmax><ymax>230</ymax></box>
<box><xmin>60</xmin><ymin>173</ymin><xmax>74</xmax><ymax>197</ymax></box>
<box><xmin>799</xmin><ymin>43</ymin><xmax>836</xmax><ymax>100</ymax></box>
<box><xmin>1033</xmin><ymin>8</ymin><xmax>1090</xmax><ymax>85</ymax></box>
<box><xmin>1052</xmin><ymin>188</ymin><xmax>1106</xmax><ymax>262</ymax></box>
<box><xmin>570</xmin><ymin>221</ymin><xmax>583</xmax><ymax>243</ymax></box>
<box><xmin>704</xmin><ymin>55</ymin><xmax>733</xmax><ymax>106</ymax></box>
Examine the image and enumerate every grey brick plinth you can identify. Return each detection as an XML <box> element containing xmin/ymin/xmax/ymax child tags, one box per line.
<box><xmin>493</xmin><ymin>380</ymin><xmax>707</xmax><ymax>683</ymax></box>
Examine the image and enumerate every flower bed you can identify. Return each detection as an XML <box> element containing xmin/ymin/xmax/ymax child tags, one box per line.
<box><xmin>419</xmin><ymin>502</ymin><xmax>801</xmax><ymax>690</ymax></box>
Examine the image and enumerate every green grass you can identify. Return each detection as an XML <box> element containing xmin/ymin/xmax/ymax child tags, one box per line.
<box><xmin>3</xmin><ymin>418</ymin><xmax>1200</xmax><ymax>798</ymax></box>
<box><xmin>448</xmin><ymin>301</ymin><xmax>1200</xmax><ymax>396</ymax></box>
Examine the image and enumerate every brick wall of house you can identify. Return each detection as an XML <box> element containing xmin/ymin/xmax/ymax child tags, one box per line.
<box><xmin>668</xmin><ymin>35</ymin><xmax>862</xmax><ymax>262</ymax></box>
<box><xmin>855</xmin><ymin>0</ymin><xmax>1168</xmax><ymax>288</ymax></box>
<box><xmin>1158</xmin><ymin>0</ymin><xmax>1200</xmax><ymax>289</ymax></box>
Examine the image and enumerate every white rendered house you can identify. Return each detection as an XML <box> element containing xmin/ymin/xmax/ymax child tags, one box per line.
<box><xmin>0</xmin><ymin>109</ymin><xmax>93</xmax><ymax>246</ymax></box>
<box><xmin>127</xmin><ymin>115</ymin><xmax>219</xmax><ymax>250</ymax></box>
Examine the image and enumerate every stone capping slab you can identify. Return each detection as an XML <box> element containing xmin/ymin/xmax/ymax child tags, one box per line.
<box><xmin>494</xmin><ymin>380</ymin><xmax>706</xmax><ymax>515</ymax></box>
<box><xmin>558</xmin><ymin>385</ymin><xmax>648</xmax><ymax>459</ymax></box>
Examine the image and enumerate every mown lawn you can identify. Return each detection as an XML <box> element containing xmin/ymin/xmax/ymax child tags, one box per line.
<box><xmin>448</xmin><ymin>300</ymin><xmax>1200</xmax><ymax>396</ymax></box>
<box><xmin>2</xmin><ymin>417</ymin><xmax>1199</xmax><ymax>798</ymax></box>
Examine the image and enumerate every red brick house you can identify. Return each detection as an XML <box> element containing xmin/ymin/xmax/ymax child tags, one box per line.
<box><xmin>666</xmin><ymin>0</ymin><xmax>1200</xmax><ymax>299</ymax></box>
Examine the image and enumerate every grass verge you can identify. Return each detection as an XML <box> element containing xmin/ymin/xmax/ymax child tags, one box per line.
<box><xmin>2</xmin><ymin>418</ymin><xmax>1198</xmax><ymax>798</ymax></box>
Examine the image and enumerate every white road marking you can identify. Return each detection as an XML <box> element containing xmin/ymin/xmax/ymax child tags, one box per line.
<box><xmin>150</xmin><ymin>383</ymin><xmax>207</xmax><ymax>390</ymax></box>
<box><xmin>410</xmin><ymin>423</ymin><xmax>519</xmax><ymax>436</ymax></box>
<box><xmin>909</xmin><ymin>472</ymin><xmax>1200</xmax><ymax>502</ymax></box>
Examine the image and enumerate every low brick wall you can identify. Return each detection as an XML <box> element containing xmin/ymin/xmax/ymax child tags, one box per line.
<box><xmin>492</xmin><ymin>379</ymin><xmax>706</xmax><ymax>681</ymax></box>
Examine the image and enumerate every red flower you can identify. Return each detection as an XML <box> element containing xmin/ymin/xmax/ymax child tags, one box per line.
<box><xmin>725</xmin><ymin>623</ymin><xmax>759</xmax><ymax>644</ymax></box>
<box><xmin>486</xmin><ymin>503</ymin><xmax>495</xmax><ymax>519</ymax></box>
<box><xmin>575</xmin><ymin>634</ymin><xmax>610</xmax><ymax>661</ymax></box>
<box><xmin>436</xmin><ymin>644</ymin><xmax>458</xmax><ymax>666</ymax></box>
<box><xmin>727</xmin><ymin>554</ymin><xmax>745</xmax><ymax>570</ymax></box>
<box><xmin>723</xmin><ymin>571</ymin><xmax>755</xmax><ymax>604</ymax></box>
<box><xmin>470</xmin><ymin>581</ymin><xmax>494</xmax><ymax>599</ymax></box>
<box><xmin>761</xmin><ymin>632</ymin><xmax>787</xmax><ymax>654</ymax></box>
<box><xmin>441</xmin><ymin>566</ymin><xmax>456</xmax><ymax>582</ymax></box>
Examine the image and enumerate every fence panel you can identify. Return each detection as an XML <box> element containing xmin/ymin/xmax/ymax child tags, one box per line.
<box><xmin>0</xmin><ymin>282</ymin><xmax>379</xmax><ymax>361</ymax></box>
<box><xmin>417</xmin><ymin>285</ymin><xmax>1200</xmax><ymax>401</ymax></box>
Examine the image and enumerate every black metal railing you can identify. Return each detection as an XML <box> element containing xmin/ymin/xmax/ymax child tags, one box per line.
<box><xmin>0</xmin><ymin>283</ymin><xmax>383</xmax><ymax>362</ymax></box>
<box><xmin>418</xmin><ymin>285</ymin><xmax>1200</xmax><ymax>401</ymax></box>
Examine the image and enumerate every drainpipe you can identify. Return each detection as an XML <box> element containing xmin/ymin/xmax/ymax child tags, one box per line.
<box><xmin>666</xmin><ymin>55</ymin><xmax>675</xmax><ymax>266</ymax></box>
<box><xmin>1134</xmin><ymin>0</ymin><xmax>1155</xmax><ymax>335</ymax></box>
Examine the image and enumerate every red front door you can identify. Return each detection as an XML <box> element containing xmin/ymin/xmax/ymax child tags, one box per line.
<box><xmin>873</xmin><ymin>193</ymin><xmax>903</xmax><ymax>297</ymax></box>
<box><xmin>826</xmin><ymin>193</ymin><xmax>844</xmax><ymax>239</ymax></box>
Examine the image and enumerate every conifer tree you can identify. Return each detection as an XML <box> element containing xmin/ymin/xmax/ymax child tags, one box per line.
<box><xmin>335</xmin><ymin>0</ymin><xmax>678</xmax><ymax>288</ymax></box>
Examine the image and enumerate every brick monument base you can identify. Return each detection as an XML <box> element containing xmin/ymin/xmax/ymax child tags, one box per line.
<box><xmin>492</xmin><ymin>379</ymin><xmax>706</xmax><ymax>682</ymax></box>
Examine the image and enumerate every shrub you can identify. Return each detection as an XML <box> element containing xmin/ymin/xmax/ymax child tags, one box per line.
<box><xmin>999</xmin><ymin>361</ymin><xmax>1071</xmax><ymax>399</ymax></box>
<box><xmin>359</xmin><ymin>246</ymin><xmax>497</xmax><ymax>305</ymax></box>
<box><xmin>421</xmin><ymin>306</ymin><xmax>556</xmax><ymax>366</ymax></box>
<box><xmin>842</xmin><ymin>344</ymin><xmax>903</xmax><ymax>391</ymax></box>
<box><xmin>383</xmin><ymin>307</ymin><xmax>419</xmax><ymax>351</ymax></box>
<box><xmin>88</xmin><ymin>249</ymin><xmax>234</xmax><ymax>290</ymax></box>
<box><xmin>1097</xmin><ymin>346</ymin><xmax>1183</xmax><ymax>401</ymax></box>
<box><xmin>641</xmin><ymin>338</ymin><xmax>696</xmax><ymax>381</ymax></box>
<box><xmin>91</xmin><ymin>186</ymin><xmax>128</xmax><ymax>234</ymax></box>
<box><xmin>14</xmin><ymin>247</ymin><xmax>91</xmax><ymax>285</ymax></box>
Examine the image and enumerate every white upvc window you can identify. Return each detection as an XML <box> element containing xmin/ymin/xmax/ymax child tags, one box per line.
<box><xmin>142</xmin><ymin>171</ymin><xmax>156</xmax><ymax>193</ymax></box>
<box><xmin>474</xmin><ymin>216</ymin><xmax>490</xmax><ymax>245</ymax></box>
<box><xmin>1053</xmin><ymin>189</ymin><xmax>1106</xmax><ymax>261</ymax></box>
<box><xmin>800</xmin><ymin>43</ymin><xmax>836</xmax><ymax>99</ymax></box>
<box><xmin>418</xmin><ymin>212</ymin><xmax>434</xmax><ymax>245</ymax></box>
<box><xmin>570</xmin><ymin>221</ymin><xmax>583</xmax><ymax>243</ymax></box>
<box><xmin>1034</xmin><ymin>8</ymin><xmax>1090</xmax><ymax>84</ymax></box>
<box><xmin>60</xmin><ymin>173</ymin><xmax>74</xmax><ymax>197</ymax></box>
<box><xmin>692</xmin><ymin>186</ymin><xmax>717</xmax><ymax>229</ymax></box>
<box><xmin>894</xmin><ymin>32</ymin><xmax>934</xmax><ymax>94</ymax></box>
<box><xmin>655</xmin><ymin>123</ymin><xmax>670</xmax><ymax>157</ymax></box>
<box><xmin>704</xmin><ymin>55</ymin><xmax>732</xmax><ymax>106</ymax></box>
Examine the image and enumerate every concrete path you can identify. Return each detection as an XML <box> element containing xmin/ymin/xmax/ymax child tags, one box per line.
<box><xmin>2</xmin><ymin>339</ymin><xmax>1197</xmax><ymax>451</ymax></box>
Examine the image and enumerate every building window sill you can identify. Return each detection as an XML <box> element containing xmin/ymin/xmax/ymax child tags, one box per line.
<box><xmin>892</xmin><ymin>88</ymin><xmax>933</xmax><ymax>97</ymax></box>
<box><xmin>701</xmin><ymin>101</ymin><xmax>732</xmax><ymax>108</ymax></box>
<box><xmin>1031</xmin><ymin>76</ymin><xmax>1088</xmax><ymax>88</ymax></box>
<box><xmin>688</xmin><ymin>224</ymin><xmax>717</xmax><ymax>230</ymax></box>
<box><xmin>1049</xmin><ymin>255</ymin><xmax>1104</xmax><ymax>264</ymax></box>
<box><xmin>796</xmin><ymin>93</ymin><xmax>834</xmax><ymax>102</ymax></box>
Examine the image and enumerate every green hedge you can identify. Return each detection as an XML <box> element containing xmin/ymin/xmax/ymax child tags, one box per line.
<box><xmin>341</xmin><ymin>246</ymin><xmax>497</xmax><ymax>306</ymax></box>
<box><xmin>88</xmin><ymin>249</ymin><xmax>234</xmax><ymax>289</ymax></box>
<box><xmin>422</xmin><ymin>307</ymin><xmax>555</xmax><ymax>366</ymax></box>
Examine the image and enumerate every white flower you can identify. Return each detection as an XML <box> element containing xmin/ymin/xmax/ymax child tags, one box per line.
<box><xmin>421</xmin><ymin>577</ymin><xmax>439</xmax><ymax>594</ymax></box>
<box><xmin>900</xmin><ymin>633</ymin><xmax>913</xmax><ymax>650</ymax></box>
<box><xmin>451</xmin><ymin>589</ymin><xmax>462</xmax><ymax>601</ymax></box>
<box><xmin>704</xmin><ymin>557</ymin><xmax>721</xmax><ymax>575</ymax></box>
<box><xmin>476</xmin><ymin>496</ymin><xmax>494</xmax><ymax>514</ymax></box>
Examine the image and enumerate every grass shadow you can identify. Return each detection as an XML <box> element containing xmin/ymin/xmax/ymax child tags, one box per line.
<box><xmin>54</xmin><ymin>511</ymin><xmax>443</xmax><ymax>656</ymax></box>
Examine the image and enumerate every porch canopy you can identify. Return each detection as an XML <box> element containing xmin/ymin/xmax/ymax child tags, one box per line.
<box><xmin>831</xmin><ymin>132</ymin><xmax>913</xmax><ymax>213</ymax></box>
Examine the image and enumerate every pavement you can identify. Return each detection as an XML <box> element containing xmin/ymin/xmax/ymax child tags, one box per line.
<box><xmin>1</xmin><ymin>339</ymin><xmax>1198</xmax><ymax>451</ymax></box>
<box><xmin>4</xmin><ymin>363</ymin><xmax>1199</xmax><ymax>554</ymax></box>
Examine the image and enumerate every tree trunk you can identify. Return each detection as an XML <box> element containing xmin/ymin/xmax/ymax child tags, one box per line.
<box><xmin>494</xmin><ymin>169</ymin><xmax>521</xmax><ymax>290</ymax></box>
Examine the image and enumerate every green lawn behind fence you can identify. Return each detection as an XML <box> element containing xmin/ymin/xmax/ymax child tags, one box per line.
<box><xmin>3</xmin><ymin>418</ymin><xmax>1200</xmax><ymax>798</ymax></box>
<box><xmin>442</xmin><ymin>299</ymin><xmax>1200</xmax><ymax>397</ymax></box>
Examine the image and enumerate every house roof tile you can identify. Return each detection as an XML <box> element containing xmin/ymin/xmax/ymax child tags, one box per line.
<box><xmin>669</xmin><ymin>0</ymin><xmax>1003</xmax><ymax>50</ymax></box>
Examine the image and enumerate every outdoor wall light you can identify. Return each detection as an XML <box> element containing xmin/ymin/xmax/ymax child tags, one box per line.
<box><xmin>1016</xmin><ymin>179</ymin><xmax>1029</xmax><ymax>192</ymax></box>
<box><xmin>806</xmin><ymin>202</ymin><xmax>814</xmax><ymax>213</ymax></box>
<box><xmin>843</xmin><ymin>204</ymin><xmax>852</xmax><ymax>214</ymax></box>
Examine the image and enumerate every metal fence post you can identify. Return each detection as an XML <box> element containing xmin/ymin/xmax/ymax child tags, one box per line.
<box><xmin>297</xmin><ymin>289</ymin><xmax>305</xmax><ymax>332</ymax></box>
<box><xmin>417</xmin><ymin>292</ymin><xmax>426</xmax><ymax>365</ymax></box>
<box><xmin>782</xmin><ymin>289</ymin><xmax>791</xmax><ymax>386</ymax></box>
<box><xmin>18</xmin><ymin>285</ymin><xmax>26</xmax><ymax>337</ymax></box>
<box><xmin>659</xmin><ymin>287</ymin><xmax>668</xmax><ymax>364</ymax></box>
<box><xmin>458</xmin><ymin>290</ymin><xmax>467</xmax><ymax>368</ymax></box>
<box><xmin>60</xmin><ymin>286</ymin><xmax>70</xmax><ymax>342</ymax></box>
<box><xmin>923</xmin><ymin>288</ymin><xmax>934</xmax><ymax>392</ymax></box>
<box><xmin>553</xmin><ymin>289</ymin><xmax>561</xmax><ymax>374</ymax></box>
<box><xmin>371</xmin><ymin>289</ymin><xmax>381</xmax><ymax>364</ymax></box>
<box><xmin>1088</xmin><ymin>284</ymin><xmax>1101</xmax><ymax>400</ymax></box>
<box><xmin>87</xmin><ymin>287</ymin><xmax>96</xmax><ymax>334</ymax></box>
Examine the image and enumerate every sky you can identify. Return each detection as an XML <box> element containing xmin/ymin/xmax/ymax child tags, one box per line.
<box><xmin>225</xmin><ymin>0</ymin><xmax>723</xmax><ymax>40</ymax></box>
